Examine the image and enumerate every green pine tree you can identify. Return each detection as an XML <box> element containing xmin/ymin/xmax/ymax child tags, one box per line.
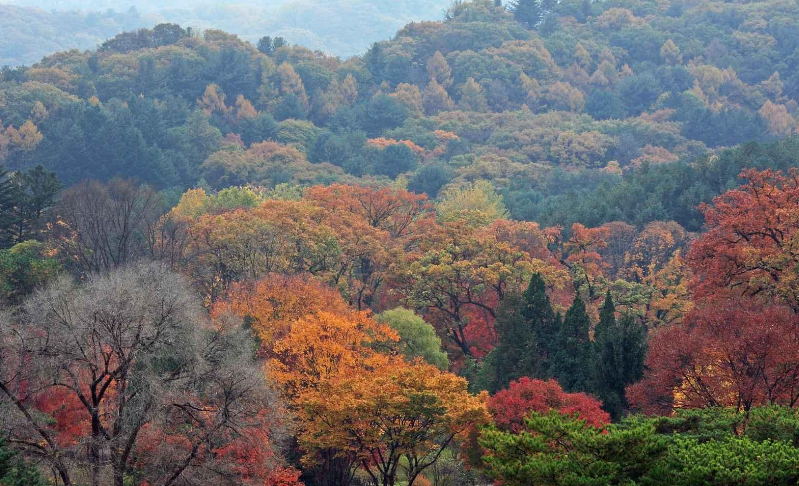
<box><xmin>551</xmin><ymin>294</ymin><xmax>593</xmax><ymax>393</ymax></box>
<box><xmin>593</xmin><ymin>291</ymin><xmax>648</xmax><ymax>419</ymax></box>
<box><xmin>0</xmin><ymin>440</ymin><xmax>46</xmax><ymax>486</ymax></box>
<box><xmin>489</xmin><ymin>293</ymin><xmax>541</xmax><ymax>392</ymax></box>
<box><xmin>5</xmin><ymin>165</ymin><xmax>62</xmax><ymax>246</ymax></box>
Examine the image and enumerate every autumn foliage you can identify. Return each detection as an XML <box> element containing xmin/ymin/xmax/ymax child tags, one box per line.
<box><xmin>489</xmin><ymin>378</ymin><xmax>609</xmax><ymax>432</ymax></box>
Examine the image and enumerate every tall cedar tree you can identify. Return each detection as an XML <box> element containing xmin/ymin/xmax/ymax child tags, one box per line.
<box><xmin>593</xmin><ymin>292</ymin><xmax>648</xmax><ymax>419</ymax></box>
<box><xmin>551</xmin><ymin>294</ymin><xmax>593</xmax><ymax>393</ymax></box>
<box><xmin>489</xmin><ymin>293</ymin><xmax>542</xmax><ymax>393</ymax></box>
<box><xmin>522</xmin><ymin>273</ymin><xmax>559</xmax><ymax>366</ymax></box>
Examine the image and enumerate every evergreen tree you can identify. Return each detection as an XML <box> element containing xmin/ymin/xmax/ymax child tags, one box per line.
<box><xmin>522</xmin><ymin>272</ymin><xmax>559</xmax><ymax>363</ymax></box>
<box><xmin>508</xmin><ymin>0</ymin><xmax>543</xmax><ymax>28</ymax></box>
<box><xmin>0</xmin><ymin>165</ymin><xmax>16</xmax><ymax>249</ymax></box>
<box><xmin>0</xmin><ymin>440</ymin><xmax>46</xmax><ymax>486</ymax></box>
<box><xmin>593</xmin><ymin>291</ymin><xmax>648</xmax><ymax>419</ymax></box>
<box><xmin>5</xmin><ymin>166</ymin><xmax>62</xmax><ymax>246</ymax></box>
<box><xmin>551</xmin><ymin>294</ymin><xmax>593</xmax><ymax>393</ymax></box>
<box><xmin>482</xmin><ymin>273</ymin><xmax>559</xmax><ymax>393</ymax></box>
<box><xmin>257</xmin><ymin>36</ymin><xmax>274</xmax><ymax>55</ymax></box>
<box><xmin>489</xmin><ymin>293</ymin><xmax>541</xmax><ymax>392</ymax></box>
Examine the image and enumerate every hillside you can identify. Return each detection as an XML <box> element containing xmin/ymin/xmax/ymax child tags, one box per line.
<box><xmin>1</xmin><ymin>0</ymin><xmax>799</xmax><ymax>232</ymax></box>
<box><xmin>0</xmin><ymin>0</ymin><xmax>451</xmax><ymax>65</ymax></box>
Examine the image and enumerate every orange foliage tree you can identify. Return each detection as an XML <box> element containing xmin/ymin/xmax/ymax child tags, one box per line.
<box><xmin>269</xmin><ymin>310</ymin><xmax>397</xmax><ymax>485</ymax></box>
<box><xmin>298</xmin><ymin>360</ymin><xmax>488</xmax><ymax>486</ymax></box>
<box><xmin>213</xmin><ymin>274</ymin><xmax>352</xmax><ymax>348</ymax></box>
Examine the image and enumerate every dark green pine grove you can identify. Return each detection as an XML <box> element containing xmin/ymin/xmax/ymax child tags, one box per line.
<box><xmin>479</xmin><ymin>277</ymin><xmax>647</xmax><ymax>414</ymax></box>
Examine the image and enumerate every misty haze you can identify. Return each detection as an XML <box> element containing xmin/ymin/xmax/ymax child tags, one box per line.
<box><xmin>2</xmin><ymin>0</ymin><xmax>450</xmax><ymax>65</ymax></box>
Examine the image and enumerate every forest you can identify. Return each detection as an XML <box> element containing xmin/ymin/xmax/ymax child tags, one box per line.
<box><xmin>2</xmin><ymin>0</ymin><xmax>799</xmax><ymax>484</ymax></box>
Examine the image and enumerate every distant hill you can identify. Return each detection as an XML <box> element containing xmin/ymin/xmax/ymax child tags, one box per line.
<box><xmin>0</xmin><ymin>5</ymin><xmax>146</xmax><ymax>66</ymax></box>
<box><xmin>0</xmin><ymin>0</ymin><xmax>451</xmax><ymax>66</ymax></box>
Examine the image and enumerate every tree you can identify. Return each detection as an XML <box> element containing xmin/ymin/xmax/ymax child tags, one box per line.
<box><xmin>436</xmin><ymin>181</ymin><xmax>509</xmax><ymax>226</ymax></box>
<box><xmin>304</xmin><ymin>184</ymin><xmax>432</xmax><ymax>241</ymax></box>
<box><xmin>366</xmin><ymin>94</ymin><xmax>409</xmax><ymax>135</ymax></box>
<box><xmin>0</xmin><ymin>262</ymin><xmax>292</xmax><ymax>486</ymax></box>
<box><xmin>551</xmin><ymin>294</ymin><xmax>593</xmax><ymax>393</ymax></box>
<box><xmin>480</xmin><ymin>407</ymin><xmax>799</xmax><ymax>486</ymax></box>
<box><xmin>213</xmin><ymin>274</ymin><xmax>353</xmax><ymax>351</ymax></box>
<box><xmin>278</xmin><ymin>62</ymin><xmax>310</xmax><ymax>111</ymax></box>
<box><xmin>592</xmin><ymin>292</ymin><xmax>647</xmax><ymax>419</ymax></box>
<box><xmin>459</xmin><ymin>78</ymin><xmax>489</xmax><ymax>112</ymax></box>
<box><xmin>509</xmin><ymin>0</ymin><xmax>544</xmax><ymax>28</ymax></box>
<box><xmin>0</xmin><ymin>165</ymin><xmax>15</xmax><ymax>249</ymax></box>
<box><xmin>257</xmin><ymin>36</ymin><xmax>285</xmax><ymax>56</ymax></box>
<box><xmin>426</xmin><ymin>51</ymin><xmax>452</xmax><ymax>88</ymax></box>
<box><xmin>422</xmin><ymin>80</ymin><xmax>454</xmax><ymax>115</ymax></box>
<box><xmin>480</xmin><ymin>411</ymin><xmax>656</xmax><ymax>486</ymax></box>
<box><xmin>376</xmin><ymin>143</ymin><xmax>417</xmax><ymax>178</ymax></box>
<box><xmin>0</xmin><ymin>439</ymin><xmax>46</xmax><ymax>486</ymax></box>
<box><xmin>487</xmin><ymin>293</ymin><xmax>544</xmax><ymax>392</ymax></box>
<box><xmin>396</xmin><ymin>220</ymin><xmax>544</xmax><ymax>357</ymax></box>
<box><xmin>544</xmin><ymin>81</ymin><xmax>585</xmax><ymax>112</ymax></box>
<box><xmin>0</xmin><ymin>240</ymin><xmax>60</xmax><ymax>304</ymax></box>
<box><xmin>269</xmin><ymin>310</ymin><xmax>397</xmax><ymax>486</ymax></box>
<box><xmin>299</xmin><ymin>360</ymin><xmax>488</xmax><ymax>486</ymax></box>
<box><xmin>627</xmin><ymin>298</ymin><xmax>799</xmax><ymax>415</ymax></box>
<box><xmin>660</xmin><ymin>39</ymin><xmax>682</xmax><ymax>65</ymax></box>
<box><xmin>522</xmin><ymin>273</ymin><xmax>560</xmax><ymax>367</ymax></box>
<box><xmin>50</xmin><ymin>179</ymin><xmax>164</xmax><ymax>274</ymax></box>
<box><xmin>3</xmin><ymin>165</ymin><xmax>62</xmax><ymax>246</ymax></box>
<box><xmin>759</xmin><ymin>100</ymin><xmax>796</xmax><ymax>136</ymax></box>
<box><xmin>488</xmin><ymin>378</ymin><xmax>609</xmax><ymax>433</ymax></box>
<box><xmin>574</xmin><ymin>43</ymin><xmax>591</xmax><ymax>69</ymax></box>
<box><xmin>375</xmin><ymin>308</ymin><xmax>450</xmax><ymax>370</ymax></box>
<box><xmin>688</xmin><ymin>169</ymin><xmax>799</xmax><ymax>311</ymax></box>
<box><xmin>340</xmin><ymin>74</ymin><xmax>359</xmax><ymax>106</ymax></box>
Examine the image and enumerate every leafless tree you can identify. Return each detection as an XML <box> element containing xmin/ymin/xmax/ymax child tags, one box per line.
<box><xmin>0</xmin><ymin>261</ymin><xmax>288</xmax><ymax>486</ymax></box>
<box><xmin>50</xmin><ymin>178</ymin><xmax>165</xmax><ymax>274</ymax></box>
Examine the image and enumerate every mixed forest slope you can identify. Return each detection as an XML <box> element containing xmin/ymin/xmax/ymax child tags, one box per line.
<box><xmin>2</xmin><ymin>0</ymin><xmax>799</xmax><ymax>230</ymax></box>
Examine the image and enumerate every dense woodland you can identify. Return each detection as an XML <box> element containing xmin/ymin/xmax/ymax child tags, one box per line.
<box><xmin>3</xmin><ymin>0</ymin><xmax>799</xmax><ymax>484</ymax></box>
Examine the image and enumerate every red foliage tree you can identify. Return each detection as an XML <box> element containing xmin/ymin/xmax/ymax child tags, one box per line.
<box><xmin>688</xmin><ymin>168</ymin><xmax>799</xmax><ymax>311</ymax></box>
<box><xmin>627</xmin><ymin>298</ymin><xmax>799</xmax><ymax>415</ymax></box>
<box><xmin>488</xmin><ymin>377</ymin><xmax>610</xmax><ymax>432</ymax></box>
